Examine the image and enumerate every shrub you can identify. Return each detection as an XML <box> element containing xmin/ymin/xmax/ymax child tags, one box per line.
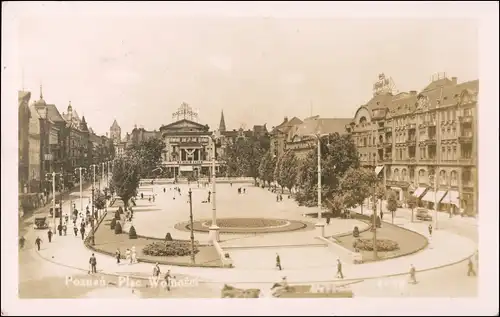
<box><xmin>115</xmin><ymin>210</ymin><xmax>121</xmax><ymax>220</ymax></box>
<box><xmin>165</xmin><ymin>232</ymin><xmax>173</xmax><ymax>241</ymax></box>
<box><xmin>352</xmin><ymin>238</ymin><xmax>399</xmax><ymax>252</ymax></box>
<box><xmin>114</xmin><ymin>221</ymin><xmax>122</xmax><ymax>234</ymax></box>
<box><xmin>353</xmin><ymin>226</ymin><xmax>360</xmax><ymax>238</ymax></box>
<box><xmin>110</xmin><ymin>218</ymin><xmax>117</xmax><ymax>230</ymax></box>
<box><xmin>142</xmin><ymin>241</ymin><xmax>200</xmax><ymax>257</ymax></box>
<box><xmin>118</xmin><ymin>206</ymin><xmax>124</xmax><ymax>214</ymax></box>
<box><xmin>129</xmin><ymin>225</ymin><xmax>137</xmax><ymax>239</ymax></box>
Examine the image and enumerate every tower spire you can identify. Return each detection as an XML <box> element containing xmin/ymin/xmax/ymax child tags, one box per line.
<box><xmin>40</xmin><ymin>84</ymin><xmax>43</xmax><ymax>100</ymax></box>
<box><xmin>219</xmin><ymin>110</ymin><xmax>226</xmax><ymax>132</ymax></box>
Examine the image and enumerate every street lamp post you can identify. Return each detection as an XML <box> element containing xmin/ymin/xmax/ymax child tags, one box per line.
<box><xmin>75</xmin><ymin>167</ymin><xmax>87</xmax><ymax>213</ymax></box>
<box><xmin>188</xmin><ymin>188</ymin><xmax>196</xmax><ymax>265</ymax></box>
<box><xmin>46</xmin><ymin>172</ymin><xmax>62</xmax><ymax>231</ymax></box>
<box><xmin>89</xmin><ymin>164</ymin><xmax>98</xmax><ymax>245</ymax></box>
<box><xmin>202</xmin><ymin>131</ymin><xmax>220</xmax><ymax>243</ymax></box>
<box><xmin>304</xmin><ymin>132</ymin><xmax>329</xmax><ymax>237</ymax></box>
<box><xmin>429</xmin><ymin>173</ymin><xmax>438</xmax><ymax>230</ymax></box>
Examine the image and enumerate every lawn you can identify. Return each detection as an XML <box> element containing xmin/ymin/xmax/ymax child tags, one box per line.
<box><xmin>88</xmin><ymin>211</ymin><xmax>222</xmax><ymax>268</ymax></box>
<box><xmin>333</xmin><ymin>214</ymin><xmax>428</xmax><ymax>263</ymax></box>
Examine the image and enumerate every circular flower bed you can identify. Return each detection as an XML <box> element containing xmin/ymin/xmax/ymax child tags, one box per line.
<box><xmin>142</xmin><ymin>241</ymin><xmax>200</xmax><ymax>257</ymax></box>
<box><xmin>352</xmin><ymin>238</ymin><xmax>400</xmax><ymax>252</ymax></box>
<box><xmin>205</xmin><ymin>218</ymin><xmax>287</xmax><ymax>228</ymax></box>
<box><xmin>175</xmin><ymin>218</ymin><xmax>313</xmax><ymax>234</ymax></box>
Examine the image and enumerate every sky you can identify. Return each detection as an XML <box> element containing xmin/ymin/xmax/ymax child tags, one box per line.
<box><xmin>15</xmin><ymin>5</ymin><xmax>479</xmax><ymax>137</ymax></box>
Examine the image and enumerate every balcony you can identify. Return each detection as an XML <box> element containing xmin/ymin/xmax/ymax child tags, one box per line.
<box><xmin>406</xmin><ymin>123</ymin><xmax>416</xmax><ymax>130</ymax></box>
<box><xmin>421</xmin><ymin>137</ymin><xmax>436</xmax><ymax>145</ymax></box>
<box><xmin>423</xmin><ymin>120</ymin><xmax>436</xmax><ymax>127</ymax></box>
<box><xmin>385</xmin><ymin>127</ymin><xmax>392</xmax><ymax>133</ymax></box>
<box><xmin>459</xmin><ymin>158</ymin><xmax>474</xmax><ymax>165</ymax></box>
<box><xmin>458</xmin><ymin>132</ymin><xmax>473</xmax><ymax>143</ymax></box>
<box><xmin>459</xmin><ymin>115</ymin><xmax>473</xmax><ymax>124</ymax></box>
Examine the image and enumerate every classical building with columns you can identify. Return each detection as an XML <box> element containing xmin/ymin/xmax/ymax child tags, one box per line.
<box><xmin>159</xmin><ymin>102</ymin><xmax>221</xmax><ymax>178</ymax></box>
<box><xmin>347</xmin><ymin>73</ymin><xmax>478</xmax><ymax>216</ymax></box>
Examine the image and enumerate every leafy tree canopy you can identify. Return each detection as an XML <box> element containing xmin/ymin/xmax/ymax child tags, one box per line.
<box><xmin>258</xmin><ymin>150</ymin><xmax>276</xmax><ymax>185</ymax></box>
<box><xmin>126</xmin><ymin>138</ymin><xmax>165</xmax><ymax>178</ymax></box>
<box><xmin>279</xmin><ymin>150</ymin><xmax>299</xmax><ymax>191</ymax></box>
<box><xmin>110</xmin><ymin>156</ymin><xmax>141</xmax><ymax>209</ymax></box>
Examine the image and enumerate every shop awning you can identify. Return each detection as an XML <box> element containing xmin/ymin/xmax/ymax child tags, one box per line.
<box><xmin>421</xmin><ymin>190</ymin><xmax>447</xmax><ymax>203</ymax></box>
<box><xmin>375</xmin><ymin>165</ymin><xmax>384</xmax><ymax>175</ymax></box>
<box><xmin>413</xmin><ymin>187</ymin><xmax>428</xmax><ymax>198</ymax></box>
<box><xmin>442</xmin><ymin>190</ymin><xmax>460</xmax><ymax>207</ymax></box>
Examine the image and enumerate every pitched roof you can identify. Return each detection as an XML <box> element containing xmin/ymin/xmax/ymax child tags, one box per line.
<box><xmin>294</xmin><ymin>117</ymin><xmax>351</xmax><ymax>138</ymax></box>
<box><xmin>41</xmin><ymin>104</ymin><xmax>65</xmax><ymax>122</ymax></box>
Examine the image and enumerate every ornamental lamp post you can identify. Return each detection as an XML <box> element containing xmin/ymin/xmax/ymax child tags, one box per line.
<box><xmin>201</xmin><ymin>130</ymin><xmax>221</xmax><ymax>243</ymax></box>
<box><xmin>301</xmin><ymin>119</ymin><xmax>329</xmax><ymax>238</ymax></box>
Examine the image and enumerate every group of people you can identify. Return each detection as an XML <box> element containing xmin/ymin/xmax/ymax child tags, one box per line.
<box><xmin>115</xmin><ymin>247</ymin><xmax>137</xmax><ymax>265</ymax></box>
<box><xmin>237</xmin><ymin>187</ymin><xmax>246</xmax><ymax>194</ymax></box>
<box><xmin>152</xmin><ymin>262</ymin><xmax>173</xmax><ymax>291</ymax></box>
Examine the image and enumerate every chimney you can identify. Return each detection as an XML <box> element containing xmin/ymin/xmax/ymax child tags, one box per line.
<box><xmin>284</xmin><ymin>116</ymin><xmax>288</xmax><ymax>123</ymax></box>
<box><xmin>451</xmin><ymin>77</ymin><xmax>457</xmax><ymax>85</ymax></box>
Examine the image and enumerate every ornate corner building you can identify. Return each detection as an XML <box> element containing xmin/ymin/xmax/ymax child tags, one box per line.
<box><xmin>348</xmin><ymin>73</ymin><xmax>478</xmax><ymax>216</ymax></box>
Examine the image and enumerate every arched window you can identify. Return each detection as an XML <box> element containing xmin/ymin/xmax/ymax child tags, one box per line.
<box><xmin>418</xmin><ymin>169</ymin><xmax>426</xmax><ymax>183</ymax></box>
<box><xmin>440</xmin><ymin>170</ymin><xmax>447</xmax><ymax>185</ymax></box>
<box><xmin>394</xmin><ymin>169</ymin><xmax>400</xmax><ymax>181</ymax></box>
<box><xmin>450</xmin><ymin>170</ymin><xmax>458</xmax><ymax>186</ymax></box>
<box><xmin>401</xmin><ymin>169</ymin><xmax>407</xmax><ymax>181</ymax></box>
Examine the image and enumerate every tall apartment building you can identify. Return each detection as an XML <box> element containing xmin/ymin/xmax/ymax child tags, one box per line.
<box><xmin>347</xmin><ymin>73</ymin><xmax>478</xmax><ymax>215</ymax></box>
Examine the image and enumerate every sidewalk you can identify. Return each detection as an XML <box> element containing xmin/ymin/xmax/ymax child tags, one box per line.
<box><xmin>34</xmin><ymin>187</ymin><xmax>477</xmax><ymax>285</ymax></box>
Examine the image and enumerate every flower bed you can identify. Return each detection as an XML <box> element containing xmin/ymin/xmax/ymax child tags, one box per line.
<box><xmin>142</xmin><ymin>241</ymin><xmax>200</xmax><ymax>257</ymax></box>
<box><xmin>352</xmin><ymin>238</ymin><xmax>400</xmax><ymax>252</ymax></box>
<box><xmin>206</xmin><ymin>218</ymin><xmax>287</xmax><ymax>228</ymax></box>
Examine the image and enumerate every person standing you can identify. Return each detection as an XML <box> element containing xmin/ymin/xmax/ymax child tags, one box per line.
<box><xmin>73</xmin><ymin>226</ymin><xmax>78</xmax><ymax>237</ymax></box>
<box><xmin>152</xmin><ymin>262</ymin><xmax>161</xmax><ymax>283</ymax></box>
<box><xmin>275</xmin><ymin>253</ymin><xmax>282</xmax><ymax>271</ymax></box>
<box><xmin>19</xmin><ymin>236</ymin><xmax>26</xmax><ymax>249</ymax></box>
<box><xmin>409</xmin><ymin>264</ymin><xmax>417</xmax><ymax>284</ymax></box>
<box><xmin>336</xmin><ymin>259</ymin><xmax>344</xmax><ymax>279</ymax></box>
<box><xmin>326</xmin><ymin>216</ymin><xmax>331</xmax><ymax>225</ymax></box>
<box><xmin>47</xmin><ymin>229</ymin><xmax>53</xmax><ymax>243</ymax></box>
<box><xmin>428</xmin><ymin>224</ymin><xmax>433</xmax><ymax>237</ymax></box>
<box><xmin>164</xmin><ymin>269</ymin><xmax>172</xmax><ymax>291</ymax></box>
<box><xmin>63</xmin><ymin>223</ymin><xmax>67</xmax><ymax>236</ymax></box>
<box><xmin>467</xmin><ymin>258</ymin><xmax>476</xmax><ymax>276</ymax></box>
<box><xmin>131</xmin><ymin>246</ymin><xmax>136</xmax><ymax>264</ymax></box>
<box><xmin>80</xmin><ymin>226</ymin><xmax>86</xmax><ymax>240</ymax></box>
<box><xmin>380</xmin><ymin>210</ymin><xmax>384</xmax><ymax>221</ymax></box>
<box><xmin>115</xmin><ymin>249</ymin><xmax>121</xmax><ymax>264</ymax></box>
<box><xmin>35</xmin><ymin>237</ymin><xmax>42</xmax><ymax>251</ymax></box>
<box><xmin>89</xmin><ymin>253</ymin><xmax>97</xmax><ymax>274</ymax></box>
<box><xmin>125</xmin><ymin>248</ymin><xmax>131</xmax><ymax>264</ymax></box>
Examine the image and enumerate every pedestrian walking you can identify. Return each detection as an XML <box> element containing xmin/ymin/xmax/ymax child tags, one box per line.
<box><xmin>336</xmin><ymin>259</ymin><xmax>344</xmax><ymax>279</ymax></box>
<box><xmin>35</xmin><ymin>237</ymin><xmax>42</xmax><ymax>251</ymax></box>
<box><xmin>125</xmin><ymin>248</ymin><xmax>131</xmax><ymax>264</ymax></box>
<box><xmin>148</xmin><ymin>197</ymin><xmax>151</xmax><ymax>203</ymax></box>
<box><xmin>73</xmin><ymin>226</ymin><xmax>78</xmax><ymax>237</ymax></box>
<box><xmin>153</xmin><ymin>195</ymin><xmax>155</xmax><ymax>202</ymax></box>
<box><xmin>275</xmin><ymin>253</ymin><xmax>282</xmax><ymax>270</ymax></box>
<box><xmin>380</xmin><ymin>210</ymin><xmax>384</xmax><ymax>220</ymax></box>
<box><xmin>89</xmin><ymin>253</ymin><xmax>97</xmax><ymax>274</ymax></box>
<box><xmin>164</xmin><ymin>269</ymin><xmax>172</xmax><ymax>291</ymax></box>
<box><xmin>243</xmin><ymin>188</ymin><xmax>246</xmax><ymax>194</ymax></box>
<box><xmin>163</xmin><ymin>188</ymin><xmax>166</xmax><ymax>193</ymax></box>
<box><xmin>116</xmin><ymin>249</ymin><xmax>121</xmax><ymax>264</ymax></box>
<box><xmin>230</xmin><ymin>182</ymin><xmax>232</xmax><ymax>187</ymax></box>
<box><xmin>47</xmin><ymin>229</ymin><xmax>53</xmax><ymax>243</ymax></box>
<box><xmin>326</xmin><ymin>216</ymin><xmax>331</xmax><ymax>225</ymax></box>
<box><xmin>19</xmin><ymin>236</ymin><xmax>26</xmax><ymax>249</ymax></box>
<box><xmin>57</xmin><ymin>223</ymin><xmax>63</xmax><ymax>236</ymax></box>
<box><xmin>152</xmin><ymin>262</ymin><xmax>161</xmax><ymax>283</ymax></box>
<box><xmin>428</xmin><ymin>224</ymin><xmax>433</xmax><ymax>237</ymax></box>
<box><xmin>276</xmin><ymin>194</ymin><xmax>279</xmax><ymax>202</ymax></box>
<box><xmin>409</xmin><ymin>264</ymin><xmax>417</xmax><ymax>284</ymax></box>
<box><xmin>467</xmin><ymin>258</ymin><xmax>476</xmax><ymax>276</ymax></box>
<box><xmin>65</xmin><ymin>214</ymin><xmax>69</xmax><ymax>223</ymax></box>
<box><xmin>80</xmin><ymin>227</ymin><xmax>85</xmax><ymax>240</ymax></box>
<box><xmin>141</xmin><ymin>193</ymin><xmax>144</xmax><ymax>199</ymax></box>
<box><xmin>63</xmin><ymin>224</ymin><xmax>67</xmax><ymax>236</ymax></box>
<box><xmin>131</xmin><ymin>246</ymin><xmax>137</xmax><ymax>264</ymax></box>
<box><xmin>279</xmin><ymin>194</ymin><xmax>283</xmax><ymax>202</ymax></box>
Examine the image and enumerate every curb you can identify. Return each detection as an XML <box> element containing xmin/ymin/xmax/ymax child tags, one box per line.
<box><xmin>34</xmin><ymin>243</ymin><xmax>478</xmax><ymax>285</ymax></box>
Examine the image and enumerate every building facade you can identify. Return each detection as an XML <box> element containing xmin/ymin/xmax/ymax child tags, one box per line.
<box><xmin>269</xmin><ymin>116</ymin><xmax>303</xmax><ymax>158</ymax></box>
<box><xmin>19</xmin><ymin>91</ymin><xmax>32</xmax><ymax>193</ymax></box>
<box><xmin>159</xmin><ymin>103</ymin><xmax>219</xmax><ymax>178</ymax></box>
<box><xmin>348</xmin><ymin>73</ymin><xmax>478</xmax><ymax>215</ymax></box>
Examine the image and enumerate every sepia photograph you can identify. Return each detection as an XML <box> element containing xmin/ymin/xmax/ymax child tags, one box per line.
<box><xmin>2</xmin><ymin>1</ymin><xmax>498</xmax><ymax>316</ymax></box>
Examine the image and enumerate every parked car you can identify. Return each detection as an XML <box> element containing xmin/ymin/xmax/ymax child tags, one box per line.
<box><xmin>33</xmin><ymin>217</ymin><xmax>49</xmax><ymax>229</ymax></box>
<box><xmin>416</xmin><ymin>208</ymin><xmax>433</xmax><ymax>221</ymax></box>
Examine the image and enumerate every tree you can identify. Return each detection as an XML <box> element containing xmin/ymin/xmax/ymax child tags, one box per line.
<box><xmin>340</xmin><ymin>167</ymin><xmax>378</xmax><ymax>212</ymax></box>
<box><xmin>374</xmin><ymin>183</ymin><xmax>386</xmax><ymax>215</ymax></box>
<box><xmin>407</xmin><ymin>195</ymin><xmax>418</xmax><ymax>222</ymax></box>
<box><xmin>110</xmin><ymin>156</ymin><xmax>140</xmax><ymax>211</ymax></box>
<box><xmin>279</xmin><ymin>150</ymin><xmax>299</xmax><ymax>193</ymax></box>
<box><xmin>386</xmin><ymin>190</ymin><xmax>398</xmax><ymax>224</ymax></box>
<box><xmin>222</xmin><ymin>137</ymin><xmax>265</xmax><ymax>182</ymax></box>
<box><xmin>94</xmin><ymin>192</ymin><xmax>106</xmax><ymax>213</ymax></box>
<box><xmin>273</xmin><ymin>154</ymin><xmax>283</xmax><ymax>189</ymax></box>
<box><xmin>258</xmin><ymin>150</ymin><xmax>276</xmax><ymax>187</ymax></box>
<box><xmin>295</xmin><ymin>133</ymin><xmax>360</xmax><ymax>206</ymax></box>
<box><xmin>126</xmin><ymin>138</ymin><xmax>165</xmax><ymax>178</ymax></box>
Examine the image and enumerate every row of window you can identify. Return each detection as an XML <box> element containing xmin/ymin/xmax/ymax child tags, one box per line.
<box><xmin>389</xmin><ymin>168</ymin><xmax>460</xmax><ymax>185</ymax></box>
